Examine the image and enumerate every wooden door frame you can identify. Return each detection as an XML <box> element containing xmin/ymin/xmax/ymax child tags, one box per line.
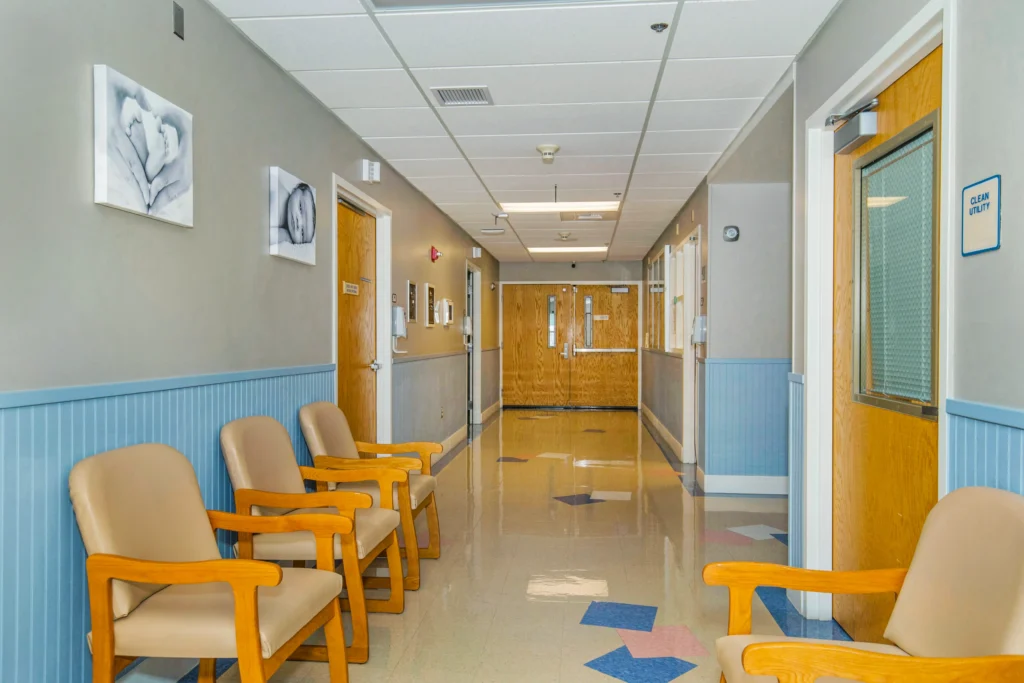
<box><xmin>499</xmin><ymin>281</ymin><xmax>643</xmax><ymax>408</ymax></box>
<box><xmin>331</xmin><ymin>174</ymin><xmax>393</xmax><ymax>444</ymax></box>
<box><xmin>800</xmin><ymin>0</ymin><xmax>956</xmax><ymax>620</ymax></box>
<box><xmin>466</xmin><ymin>260</ymin><xmax>483</xmax><ymax>424</ymax></box>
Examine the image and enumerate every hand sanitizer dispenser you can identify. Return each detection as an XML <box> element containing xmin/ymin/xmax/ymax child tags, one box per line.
<box><xmin>392</xmin><ymin>306</ymin><xmax>408</xmax><ymax>355</ymax></box>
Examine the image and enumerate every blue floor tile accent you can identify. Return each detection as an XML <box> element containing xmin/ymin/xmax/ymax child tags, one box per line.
<box><xmin>555</xmin><ymin>493</ymin><xmax>602</xmax><ymax>506</ymax></box>
<box><xmin>755</xmin><ymin>587</ymin><xmax>852</xmax><ymax>641</ymax></box>
<box><xmin>581</xmin><ymin>601</ymin><xmax>658</xmax><ymax>632</ymax></box>
<box><xmin>585</xmin><ymin>646</ymin><xmax>696</xmax><ymax>683</ymax></box>
<box><xmin>772</xmin><ymin>533</ymin><xmax>788</xmax><ymax>545</ymax></box>
<box><xmin>179</xmin><ymin>658</ymin><xmax>237</xmax><ymax>682</ymax></box>
<box><xmin>498</xmin><ymin>456</ymin><xmax>528</xmax><ymax>463</ymax></box>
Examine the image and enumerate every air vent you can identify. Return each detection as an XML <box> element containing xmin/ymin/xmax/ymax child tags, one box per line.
<box><xmin>560</xmin><ymin>211</ymin><xmax>619</xmax><ymax>222</ymax></box>
<box><xmin>431</xmin><ymin>86</ymin><xmax>493</xmax><ymax>107</ymax></box>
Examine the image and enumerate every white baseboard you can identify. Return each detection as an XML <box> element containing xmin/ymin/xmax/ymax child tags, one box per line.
<box><xmin>641</xmin><ymin>404</ymin><xmax>683</xmax><ymax>460</ymax></box>
<box><xmin>698</xmin><ymin>467</ymin><xmax>789</xmax><ymax>495</ymax></box>
<box><xmin>481</xmin><ymin>401</ymin><xmax>500</xmax><ymax>423</ymax></box>
<box><xmin>433</xmin><ymin>424</ymin><xmax>469</xmax><ymax>465</ymax></box>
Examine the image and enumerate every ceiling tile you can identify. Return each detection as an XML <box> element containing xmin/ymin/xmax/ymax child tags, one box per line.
<box><xmin>234</xmin><ymin>16</ymin><xmax>398</xmax><ymax>70</ymax></box>
<box><xmin>422</xmin><ymin>188</ymin><xmax>494</xmax><ymax>203</ymax></box>
<box><xmin>376</xmin><ymin>3</ymin><xmax>676</xmax><ymax>68</ymax></box>
<box><xmin>474</xmin><ymin>156</ymin><xmax>634</xmax><ymax>176</ymax></box>
<box><xmin>459</xmin><ymin>132</ymin><xmax>641</xmax><ymax>159</ymax></box>
<box><xmin>483</xmin><ymin>173</ymin><xmax>630</xmax><ymax>191</ymax></box>
<box><xmin>411</xmin><ymin>61</ymin><xmax>660</xmax><ymax>106</ymax></box>
<box><xmin>640</xmin><ymin>129</ymin><xmax>738</xmax><ymax>155</ymax></box>
<box><xmin>648</xmin><ymin>98</ymin><xmax>761</xmax><ymax>131</ymax></box>
<box><xmin>293</xmin><ymin>70</ymin><xmax>425</xmax><ymax>109</ymax></box>
<box><xmin>659</xmin><ymin>57</ymin><xmax>793</xmax><ymax>100</ymax></box>
<box><xmin>627</xmin><ymin>187</ymin><xmax>696</xmax><ymax>201</ymax></box>
<box><xmin>630</xmin><ymin>171</ymin><xmax>706</xmax><ymax>188</ymax></box>
<box><xmin>410</xmin><ymin>176</ymin><xmax>489</xmax><ymax>193</ymax></box>
<box><xmin>493</xmin><ymin>189</ymin><xmax>622</xmax><ymax>203</ymax></box>
<box><xmin>438</xmin><ymin>102</ymin><xmax>649</xmax><ymax>136</ymax></box>
<box><xmin>211</xmin><ymin>0</ymin><xmax>364</xmax><ymax>17</ymax></box>
<box><xmin>334</xmin><ymin>108</ymin><xmax>445</xmax><ymax>137</ymax></box>
<box><xmin>671</xmin><ymin>0</ymin><xmax>839</xmax><ymax>60</ymax></box>
<box><xmin>391</xmin><ymin>158</ymin><xmax>476</xmax><ymax>177</ymax></box>
<box><xmin>634</xmin><ymin>153</ymin><xmax>719</xmax><ymax>174</ymax></box>
<box><xmin>364</xmin><ymin>136</ymin><xmax>461</xmax><ymax>160</ymax></box>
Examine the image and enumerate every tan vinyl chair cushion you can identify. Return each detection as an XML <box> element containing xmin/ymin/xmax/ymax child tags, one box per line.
<box><xmin>69</xmin><ymin>445</ymin><xmax>221</xmax><ymax>619</ymax></box>
<box><xmin>717</xmin><ymin>635</ymin><xmax>907</xmax><ymax>683</ymax></box>
<box><xmin>102</xmin><ymin>568</ymin><xmax>344</xmax><ymax>659</ymax></box>
<box><xmin>300</xmin><ymin>401</ymin><xmax>361</xmax><ymax>461</ymax></box>
<box><xmin>221</xmin><ymin>416</ymin><xmax>307</xmax><ymax>516</ymax></box>
<box><xmin>334</xmin><ymin>474</ymin><xmax>436</xmax><ymax>510</ymax></box>
<box><xmin>884</xmin><ymin>486</ymin><xmax>1024</xmax><ymax>657</ymax></box>
<box><xmin>252</xmin><ymin>507</ymin><xmax>400</xmax><ymax>561</ymax></box>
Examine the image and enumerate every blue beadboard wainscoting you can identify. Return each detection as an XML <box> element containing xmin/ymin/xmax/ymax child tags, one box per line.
<box><xmin>700</xmin><ymin>358</ymin><xmax>791</xmax><ymax>495</ymax></box>
<box><xmin>788</xmin><ymin>373</ymin><xmax>805</xmax><ymax>569</ymax></box>
<box><xmin>0</xmin><ymin>365</ymin><xmax>334</xmax><ymax>683</ymax></box>
<box><xmin>948</xmin><ymin>399</ymin><xmax>1024</xmax><ymax>494</ymax></box>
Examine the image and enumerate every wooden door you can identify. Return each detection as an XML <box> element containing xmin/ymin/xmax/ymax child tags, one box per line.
<box><xmin>832</xmin><ymin>47</ymin><xmax>941</xmax><ymax>642</ymax></box>
<box><xmin>501</xmin><ymin>284</ymin><xmax>571</xmax><ymax>407</ymax></box>
<box><xmin>570</xmin><ymin>285</ymin><xmax>639</xmax><ymax>407</ymax></box>
<box><xmin>337</xmin><ymin>200</ymin><xmax>376</xmax><ymax>442</ymax></box>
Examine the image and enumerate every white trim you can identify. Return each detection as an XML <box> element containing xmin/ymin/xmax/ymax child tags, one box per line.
<box><xmin>641</xmin><ymin>403</ymin><xmax>683</xmax><ymax>459</ymax></box>
<box><xmin>801</xmin><ymin>0</ymin><xmax>950</xmax><ymax>621</ymax></box>
<box><xmin>332</xmin><ymin>174</ymin><xmax>393</xmax><ymax>445</ymax></box>
<box><xmin>467</xmin><ymin>260</ymin><xmax>483</xmax><ymax>424</ymax></box>
<box><xmin>481</xmin><ymin>401</ymin><xmax>500</xmax><ymax>423</ymax></box>
<box><xmin>701</xmin><ymin>471</ymin><xmax>789</xmax><ymax>496</ymax></box>
<box><xmin>437</xmin><ymin>424</ymin><xmax>469</xmax><ymax>465</ymax></box>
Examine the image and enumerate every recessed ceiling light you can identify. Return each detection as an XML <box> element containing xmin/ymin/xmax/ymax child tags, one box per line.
<box><xmin>480</xmin><ymin>228</ymin><xmax>506</xmax><ymax>235</ymax></box>
<box><xmin>528</xmin><ymin>246</ymin><xmax>608</xmax><ymax>254</ymax></box>
<box><xmin>866</xmin><ymin>196</ymin><xmax>908</xmax><ymax>208</ymax></box>
<box><xmin>502</xmin><ymin>201</ymin><xmax>620</xmax><ymax>214</ymax></box>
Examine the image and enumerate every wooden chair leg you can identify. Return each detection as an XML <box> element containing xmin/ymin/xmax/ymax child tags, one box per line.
<box><xmin>420</xmin><ymin>493</ymin><xmax>441</xmax><ymax>560</ymax></box>
<box><xmin>365</xmin><ymin>532</ymin><xmax>405</xmax><ymax>615</ymax></box>
<box><xmin>197</xmin><ymin>659</ymin><xmax>217</xmax><ymax>683</ymax></box>
<box><xmin>231</xmin><ymin>588</ymin><xmax>268</xmax><ymax>683</ymax></box>
<box><xmin>720</xmin><ymin>675</ymin><xmax>727</xmax><ymax>683</ymax></box>
<box><xmin>339</xmin><ymin>552</ymin><xmax>370</xmax><ymax>664</ymax></box>
<box><xmin>324</xmin><ymin>599</ymin><xmax>349</xmax><ymax>683</ymax></box>
<box><xmin>398</xmin><ymin>495</ymin><xmax>421</xmax><ymax>591</ymax></box>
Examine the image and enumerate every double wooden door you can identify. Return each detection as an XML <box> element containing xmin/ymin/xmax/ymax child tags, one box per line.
<box><xmin>502</xmin><ymin>284</ymin><xmax>638</xmax><ymax>408</ymax></box>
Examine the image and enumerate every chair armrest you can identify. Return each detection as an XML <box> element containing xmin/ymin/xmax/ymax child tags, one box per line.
<box><xmin>353</xmin><ymin>441</ymin><xmax>442</xmax><ymax>475</ymax></box>
<box><xmin>703</xmin><ymin>562</ymin><xmax>908</xmax><ymax>636</ymax></box>
<box><xmin>312</xmin><ymin>456</ymin><xmax>422</xmax><ymax>472</ymax></box>
<box><xmin>299</xmin><ymin>465</ymin><xmax>410</xmax><ymax>509</ymax></box>
<box><xmin>87</xmin><ymin>553</ymin><xmax>282</xmax><ymax>588</ymax></box>
<box><xmin>233</xmin><ymin>489</ymin><xmax>372</xmax><ymax>518</ymax></box>
<box><xmin>210</xmin><ymin>507</ymin><xmax>356</xmax><ymax>536</ymax></box>
<box><xmin>742</xmin><ymin>642</ymin><xmax>1024</xmax><ymax>683</ymax></box>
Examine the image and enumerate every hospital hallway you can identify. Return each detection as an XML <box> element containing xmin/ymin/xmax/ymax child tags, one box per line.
<box><xmin>221</xmin><ymin>410</ymin><xmax>806</xmax><ymax>683</ymax></box>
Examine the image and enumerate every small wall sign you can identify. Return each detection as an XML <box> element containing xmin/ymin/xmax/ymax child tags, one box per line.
<box><xmin>962</xmin><ymin>175</ymin><xmax>1001</xmax><ymax>256</ymax></box>
<box><xmin>594</xmin><ymin>315</ymin><xmax>610</xmax><ymax>321</ymax></box>
<box><xmin>343</xmin><ymin>282</ymin><xmax>359</xmax><ymax>296</ymax></box>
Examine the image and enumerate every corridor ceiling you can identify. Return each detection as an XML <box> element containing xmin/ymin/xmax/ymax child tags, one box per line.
<box><xmin>210</xmin><ymin>0</ymin><xmax>839</xmax><ymax>262</ymax></box>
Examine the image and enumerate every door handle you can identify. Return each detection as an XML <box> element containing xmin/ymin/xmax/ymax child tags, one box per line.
<box><xmin>561</xmin><ymin>342</ymin><xmax>569</xmax><ymax>359</ymax></box>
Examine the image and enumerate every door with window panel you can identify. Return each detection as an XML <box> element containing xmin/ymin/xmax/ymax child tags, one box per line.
<box><xmin>570</xmin><ymin>285</ymin><xmax>638</xmax><ymax>407</ymax></box>
<box><xmin>501</xmin><ymin>284</ymin><xmax>572</xmax><ymax>406</ymax></box>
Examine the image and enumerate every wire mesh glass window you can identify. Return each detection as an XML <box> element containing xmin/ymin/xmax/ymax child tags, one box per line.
<box><xmin>853</xmin><ymin>113</ymin><xmax>939</xmax><ymax>416</ymax></box>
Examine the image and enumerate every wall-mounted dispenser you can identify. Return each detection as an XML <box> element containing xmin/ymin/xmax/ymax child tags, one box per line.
<box><xmin>392</xmin><ymin>305</ymin><xmax>408</xmax><ymax>355</ymax></box>
<box><xmin>691</xmin><ymin>315</ymin><xmax>708</xmax><ymax>345</ymax></box>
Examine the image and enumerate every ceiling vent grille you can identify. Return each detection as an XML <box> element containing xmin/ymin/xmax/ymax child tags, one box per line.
<box><xmin>431</xmin><ymin>86</ymin><xmax>493</xmax><ymax>106</ymax></box>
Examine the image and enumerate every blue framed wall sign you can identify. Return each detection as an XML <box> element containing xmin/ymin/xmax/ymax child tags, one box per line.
<box><xmin>962</xmin><ymin>174</ymin><xmax>1001</xmax><ymax>256</ymax></box>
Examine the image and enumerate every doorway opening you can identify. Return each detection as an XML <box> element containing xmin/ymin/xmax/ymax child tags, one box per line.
<box><xmin>467</xmin><ymin>261</ymin><xmax>483</xmax><ymax>426</ymax></box>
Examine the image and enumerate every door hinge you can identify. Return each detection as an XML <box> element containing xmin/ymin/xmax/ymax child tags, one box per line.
<box><xmin>369</xmin><ymin>360</ymin><xmax>382</xmax><ymax>372</ymax></box>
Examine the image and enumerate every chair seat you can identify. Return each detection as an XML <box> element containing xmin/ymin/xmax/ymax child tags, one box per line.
<box><xmin>103</xmin><ymin>568</ymin><xmax>343</xmax><ymax>659</ymax></box>
<box><xmin>334</xmin><ymin>473</ymin><xmax>436</xmax><ymax>510</ymax></box>
<box><xmin>252</xmin><ymin>507</ymin><xmax>399</xmax><ymax>561</ymax></box>
<box><xmin>717</xmin><ymin>634</ymin><xmax>908</xmax><ymax>683</ymax></box>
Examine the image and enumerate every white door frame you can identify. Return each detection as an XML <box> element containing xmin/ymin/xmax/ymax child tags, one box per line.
<box><xmin>466</xmin><ymin>260</ymin><xmax>483</xmax><ymax>424</ymax></box>
<box><xmin>331</xmin><ymin>174</ymin><xmax>393</xmax><ymax>444</ymax></box>
<box><xmin>800</xmin><ymin>0</ymin><xmax>955</xmax><ymax>620</ymax></box>
<box><xmin>498</xmin><ymin>281</ymin><xmax>643</xmax><ymax>407</ymax></box>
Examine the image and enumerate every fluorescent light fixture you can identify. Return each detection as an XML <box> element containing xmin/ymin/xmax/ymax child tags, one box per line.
<box><xmin>502</xmin><ymin>201</ymin><xmax>620</xmax><ymax>214</ymax></box>
<box><xmin>528</xmin><ymin>246</ymin><xmax>608</xmax><ymax>254</ymax></box>
<box><xmin>867</xmin><ymin>196</ymin><xmax>908</xmax><ymax>208</ymax></box>
<box><xmin>480</xmin><ymin>228</ymin><xmax>506</xmax><ymax>235</ymax></box>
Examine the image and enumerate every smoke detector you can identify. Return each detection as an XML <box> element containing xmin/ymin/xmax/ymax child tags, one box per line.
<box><xmin>537</xmin><ymin>144</ymin><xmax>560</xmax><ymax>165</ymax></box>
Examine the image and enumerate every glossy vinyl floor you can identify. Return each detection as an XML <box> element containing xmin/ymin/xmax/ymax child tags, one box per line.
<box><xmin>220</xmin><ymin>410</ymin><xmax>791</xmax><ymax>682</ymax></box>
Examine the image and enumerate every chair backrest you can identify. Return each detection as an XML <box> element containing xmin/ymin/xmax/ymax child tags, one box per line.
<box><xmin>300</xmin><ymin>401</ymin><xmax>360</xmax><ymax>460</ymax></box>
<box><xmin>885</xmin><ymin>486</ymin><xmax>1024</xmax><ymax>657</ymax></box>
<box><xmin>220</xmin><ymin>416</ymin><xmax>306</xmax><ymax>515</ymax></box>
<box><xmin>69</xmin><ymin>444</ymin><xmax>220</xmax><ymax>619</ymax></box>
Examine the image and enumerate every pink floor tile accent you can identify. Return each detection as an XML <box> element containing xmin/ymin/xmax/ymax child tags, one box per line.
<box><xmin>617</xmin><ymin>625</ymin><xmax>711</xmax><ymax>659</ymax></box>
<box><xmin>702</xmin><ymin>529</ymin><xmax>754</xmax><ymax>546</ymax></box>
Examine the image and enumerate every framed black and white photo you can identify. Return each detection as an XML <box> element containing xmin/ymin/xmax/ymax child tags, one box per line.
<box><xmin>424</xmin><ymin>282</ymin><xmax>436</xmax><ymax>328</ymax></box>
<box><xmin>270</xmin><ymin>166</ymin><xmax>317</xmax><ymax>265</ymax></box>
<box><xmin>94</xmin><ymin>65</ymin><xmax>194</xmax><ymax>227</ymax></box>
<box><xmin>407</xmin><ymin>281</ymin><xmax>418</xmax><ymax>323</ymax></box>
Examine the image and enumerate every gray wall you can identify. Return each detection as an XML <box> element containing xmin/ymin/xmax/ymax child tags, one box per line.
<box><xmin>952</xmin><ymin>0</ymin><xmax>1024</xmax><ymax>409</ymax></box>
<box><xmin>0</xmin><ymin>0</ymin><xmax>495</xmax><ymax>393</ymax></box>
<box><xmin>711</xmin><ymin>85</ymin><xmax>795</xmax><ymax>185</ymax></box>
<box><xmin>481</xmin><ymin>348</ymin><xmax>500</xmax><ymax>412</ymax></box>
<box><xmin>707</xmin><ymin>183</ymin><xmax>792</xmax><ymax>359</ymax></box>
<box><xmin>791</xmin><ymin>0</ymin><xmax>931</xmax><ymax>372</ymax></box>
<box><xmin>641</xmin><ymin>350</ymin><xmax>684</xmax><ymax>442</ymax></box>
<box><xmin>500</xmin><ymin>260</ymin><xmax>642</xmax><ymax>282</ymax></box>
<box><xmin>393</xmin><ymin>353</ymin><xmax>468</xmax><ymax>445</ymax></box>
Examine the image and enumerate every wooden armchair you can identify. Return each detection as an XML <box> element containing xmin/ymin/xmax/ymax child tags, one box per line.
<box><xmin>221</xmin><ymin>416</ymin><xmax>406</xmax><ymax>664</ymax></box>
<box><xmin>703</xmin><ymin>487</ymin><xmax>1024</xmax><ymax>682</ymax></box>
<box><xmin>69</xmin><ymin>444</ymin><xmax>349</xmax><ymax>683</ymax></box>
<box><xmin>300</xmin><ymin>401</ymin><xmax>443</xmax><ymax>591</ymax></box>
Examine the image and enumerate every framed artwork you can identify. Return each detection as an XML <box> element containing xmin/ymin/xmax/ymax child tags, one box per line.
<box><xmin>269</xmin><ymin>166</ymin><xmax>316</xmax><ymax>265</ymax></box>
<box><xmin>424</xmin><ymin>282</ymin><xmax>436</xmax><ymax>328</ymax></box>
<box><xmin>94</xmin><ymin>65</ymin><xmax>194</xmax><ymax>227</ymax></box>
<box><xmin>407</xmin><ymin>281</ymin><xmax>418</xmax><ymax>323</ymax></box>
